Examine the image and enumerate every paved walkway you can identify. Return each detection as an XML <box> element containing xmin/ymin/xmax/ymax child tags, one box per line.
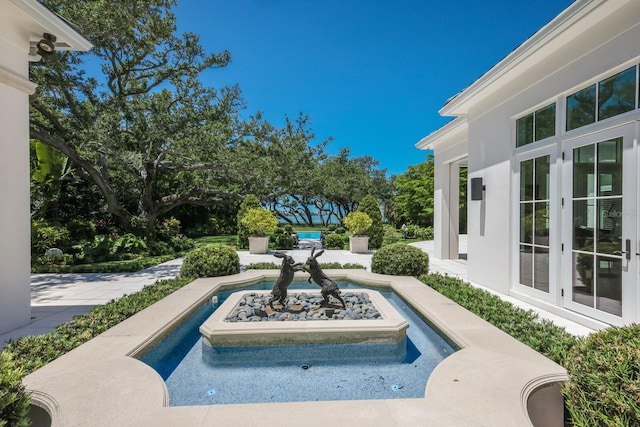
<box><xmin>0</xmin><ymin>238</ymin><xmax>594</xmax><ymax>347</ymax></box>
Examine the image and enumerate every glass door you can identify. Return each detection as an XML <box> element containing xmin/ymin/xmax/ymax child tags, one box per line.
<box><xmin>562</xmin><ymin>124</ymin><xmax>637</xmax><ymax>325</ymax></box>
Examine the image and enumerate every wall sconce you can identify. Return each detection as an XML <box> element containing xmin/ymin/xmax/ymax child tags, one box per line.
<box><xmin>36</xmin><ymin>33</ymin><xmax>57</xmax><ymax>60</ymax></box>
<box><xmin>470</xmin><ymin>177</ymin><xmax>485</xmax><ymax>201</ymax></box>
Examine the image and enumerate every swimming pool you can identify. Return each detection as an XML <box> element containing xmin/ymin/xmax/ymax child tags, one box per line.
<box><xmin>296</xmin><ymin>231</ymin><xmax>322</xmax><ymax>239</ymax></box>
<box><xmin>140</xmin><ymin>281</ymin><xmax>455</xmax><ymax>406</ymax></box>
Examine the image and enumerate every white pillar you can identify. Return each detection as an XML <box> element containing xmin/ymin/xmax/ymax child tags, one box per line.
<box><xmin>434</xmin><ymin>160</ymin><xmax>460</xmax><ymax>260</ymax></box>
<box><xmin>0</xmin><ymin>48</ymin><xmax>35</xmax><ymax>334</ymax></box>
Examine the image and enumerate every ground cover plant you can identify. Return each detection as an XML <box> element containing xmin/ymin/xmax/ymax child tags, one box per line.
<box><xmin>421</xmin><ymin>274</ymin><xmax>640</xmax><ymax>427</ymax></box>
<box><xmin>179</xmin><ymin>245</ymin><xmax>240</xmax><ymax>278</ymax></box>
<box><xmin>563</xmin><ymin>324</ymin><xmax>640</xmax><ymax>427</ymax></box>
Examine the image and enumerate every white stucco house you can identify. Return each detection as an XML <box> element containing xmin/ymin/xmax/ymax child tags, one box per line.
<box><xmin>0</xmin><ymin>0</ymin><xmax>91</xmax><ymax>335</ymax></box>
<box><xmin>418</xmin><ymin>0</ymin><xmax>640</xmax><ymax>330</ymax></box>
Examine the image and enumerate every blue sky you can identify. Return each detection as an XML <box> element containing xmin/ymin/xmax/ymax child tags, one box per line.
<box><xmin>174</xmin><ymin>0</ymin><xmax>574</xmax><ymax>176</ymax></box>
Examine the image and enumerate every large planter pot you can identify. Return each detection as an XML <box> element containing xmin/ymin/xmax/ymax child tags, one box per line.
<box><xmin>349</xmin><ymin>236</ymin><xmax>369</xmax><ymax>254</ymax></box>
<box><xmin>248</xmin><ymin>236</ymin><xmax>270</xmax><ymax>254</ymax></box>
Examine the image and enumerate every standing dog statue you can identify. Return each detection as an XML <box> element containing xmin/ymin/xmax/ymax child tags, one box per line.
<box><xmin>305</xmin><ymin>248</ymin><xmax>346</xmax><ymax>308</ymax></box>
<box><xmin>269</xmin><ymin>252</ymin><xmax>305</xmax><ymax>310</ymax></box>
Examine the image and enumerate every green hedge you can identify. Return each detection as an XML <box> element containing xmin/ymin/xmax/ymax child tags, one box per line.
<box><xmin>0</xmin><ymin>352</ymin><xmax>30</xmax><ymax>427</ymax></box>
<box><xmin>422</xmin><ymin>274</ymin><xmax>576</xmax><ymax>366</ymax></box>
<box><xmin>371</xmin><ymin>243</ymin><xmax>429</xmax><ymax>276</ymax></box>
<box><xmin>180</xmin><ymin>245</ymin><xmax>239</xmax><ymax>278</ymax></box>
<box><xmin>563</xmin><ymin>325</ymin><xmax>640</xmax><ymax>426</ymax></box>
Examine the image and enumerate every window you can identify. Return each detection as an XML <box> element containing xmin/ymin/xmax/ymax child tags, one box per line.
<box><xmin>519</xmin><ymin>155</ymin><xmax>550</xmax><ymax>292</ymax></box>
<box><xmin>567</xmin><ymin>66</ymin><xmax>637</xmax><ymax>131</ymax></box>
<box><xmin>516</xmin><ymin>103</ymin><xmax>556</xmax><ymax>147</ymax></box>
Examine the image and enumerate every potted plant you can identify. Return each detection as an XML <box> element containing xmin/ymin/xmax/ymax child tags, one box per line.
<box><xmin>239</xmin><ymin>207</ymin><xmax>279</xmax><ymax>254</ymax></box>
<box><xmin>343</xmin><ymin>211</ymin><xmax>373</xmax><ymax>253</ymax></box>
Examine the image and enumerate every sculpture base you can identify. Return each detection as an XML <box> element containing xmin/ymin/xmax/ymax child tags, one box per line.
<box><xmin>200</xmin><ymin>290</ymin><xmax>409</xmax><ymax>347</ymax></box>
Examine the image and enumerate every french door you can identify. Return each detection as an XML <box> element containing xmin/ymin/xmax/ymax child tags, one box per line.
<box><xmin>562</xmin><ymin>123</ymin><xmax>637</xmax><ymax>325</ymax></box>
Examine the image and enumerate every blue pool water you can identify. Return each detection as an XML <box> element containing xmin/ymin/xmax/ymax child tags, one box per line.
<box><xmin>296</xmin><ymin>231</ymin><xmax>321</xmax><ymax>239</ymax></box>
<box><xmin>140</xmin><ymin>281</ymin><xmax>455</xmax><ymax>406</ymax></box>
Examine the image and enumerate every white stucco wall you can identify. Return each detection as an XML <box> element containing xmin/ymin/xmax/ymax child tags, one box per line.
<box><xmin>461</xmin><ymin>0</ymin><xmax>640</xmax><ymax>312</ymax></box>
<box><xmin>0</xmin><ymin>38</ymin><xmax>33</xmax><ymax>333</ymax></box>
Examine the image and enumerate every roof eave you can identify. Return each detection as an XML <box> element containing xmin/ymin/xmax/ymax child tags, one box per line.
<box><xmin>416</xmin><ymin>117</ymin><xmax>468</xmax><ymax>150</ymax></box>
<box><xmin>439</xmin><ymin>0</ymin><xmax>608</xmax><ymax>117</ymax></box>
<box><xmin>9</xmin><ymin>0</ymin><xmax>92</xmax><ymax>51</ymax></box>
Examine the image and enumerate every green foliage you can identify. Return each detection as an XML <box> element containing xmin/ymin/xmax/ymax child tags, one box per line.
<box><xmin>334</xmin><ymin>227</ymin><xmax>346</xmax><ymax>234</ymax></box>
<box><xmin>563</xmin><ymin>325</ymin><xmax>640</xmax><ymax>427</ymax></box>
<box><xmin>272</xmin><ymin>232</ymin><xmax>295</xmax><ymax>250</ymax></box>
<box><xmin>371</xmin><ymin>243</ymin><xmax>429</xmax><ymax>276</ymax></box>
<box><xmin>357</xmin><ymin>195</ymin><xmax>383</xmax><ymax>249</ymax></box>
<box><xmin>283</xmin><ymin>224</ymin><xmax>294</xmax><ymax>233</ymax></box>
<box><xmin>391</xmin><ymin>156</ymin><xmax>435</xmax><ymax>227</ymax></box>
<box><xmin>244</xmin><ymin>262</ymin><xmax>279</xmax><ymax>270</ymax></box>
<box><xmin>319</xmin><ymin>262</ymin><xmax>342</xmax><ymax>269</ymax></box>
<box><xmin>66</xmin><ymin>219</ymin><xmax>97</xmax><ymax>241</ymax></box>
<box><xmin>0</xmin><ymin>352</ymin><xmax>30</xmax><ymax>427</ymax></box>
<box><xmin>236</xmin><ymin>195</ymin><xmax>261</xmax><ymax>248</ymax></box>
<box><xmin>406</xmin><ymin>225</ymin><xmax>434</xmax><ymax>240</ymax></box>
<box><xmin>31</xmin><ymin>255</ymin><xmax>176</xmax><ymax>274</ymax></box>
<box><xmin>180</xmin><ymin>245</ymin><xmax>239</xmax><ymax>278</ymax></box>
<box><xmin>341</xmin><ymin>263</ymin><xmax>366</xmax><ymax>269</ymax></box>
<box><xmin>327</xmin><ymin>224</ymin><xmax>337</xmax><ymax>232</ymax></box>
<box><xmin>343</xmin><ymin>211</ymin><xmax>372</xmax><ymax>236</ymax></box>
<box><xmin>239</xmin><ymin>208</ymin><xmax>278</xmax><ymax>237</ymax></box>
<box><xmin>31</xmin><ymin>221</ymin><xmax>70</xmax><ymax>255</ymax></box>
<box><xmin>324</xmin><ymin>233</ymin><xmax>345</xmax><ymax>249</ymax></box>
<box><xmin>422</xmin><ymin>274</ymin><xmax>577</xmax><ymax>366</ymax></box>
<box><xmin>382</xmin><ymin>224</ymin><xmax>401</xmax><ymax>246</ymax></box>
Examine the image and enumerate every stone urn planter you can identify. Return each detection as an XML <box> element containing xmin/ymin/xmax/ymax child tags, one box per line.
<box><xmin>349</xmin><ymin>235</ymin><xmax>369</xmax><ymax>254</ymax></box>
<box><xmin>248</xmin><ymin>236</ymin><xmax>270</xmax><ymax>254</ymax></box>
<box><xmin>343</xmin><ymin>211</ymin><xmax>373</xmax><ymax>254</ymax></box>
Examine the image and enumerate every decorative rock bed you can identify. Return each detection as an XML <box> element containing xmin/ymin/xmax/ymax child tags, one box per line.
<box><xmin>225</xmin><ymin>292</ymin><xmax>382</xmax><ymax>322</ymax></box>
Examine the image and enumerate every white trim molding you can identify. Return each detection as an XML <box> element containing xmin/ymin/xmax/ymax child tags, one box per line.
<box><xmin>0</xmin><ymin>66</ymin><xmax>37</xmax><ymax>94</ymax></box>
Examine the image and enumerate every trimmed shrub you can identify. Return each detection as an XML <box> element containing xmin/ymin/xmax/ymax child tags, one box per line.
<box><xmin>324</xmin><ymin>233</ymin><xmax>345</xmax><ymax>250</ymax></box>
<box><xmin>273</xmin><ymin>232</ymin><xmax>295</xmax><ymax>250</ymax></box>
<box><xmin>406</xmin><ymin>225</ymin><xmax>434</xmax><ymax>240</ymax></box>
<box><xmin>382</xmin><ymin>224</ymin><xmax>401</xmax><ymax>246</ymax></box>
<box><xmin>283</xmin><ymin>224</ymin><xmax>294</xmax><ymax>233</ymax></box>
<box><xmin>244</xmin><ymin>262</ymin><xmax>279</xmax><ymax>270</ymax></box>
<box><xmin>326</xmin><ymin>224</ymin><xmax>337</xmax><ymax>232</ymax></box>
<box><xmin>371</xmin><ymin>243</ymin><xmax>428</xmax><ymax>276</ymax></box>
<box><xmin>334</xmin><ymin>227</ymin><xmax>346</xmax><ymax>234</ymax></box>
<box><xmin>563</xmin><ymin>325</ymin><xmax>640</xmax><ymax>427</ymax></box>
<box><xmin>342</xmin><ymin>263</ymin><xmax>366</xmax><ymax>269</ymax></box>
<box><xmin>0</xmin><ymin>352</ymin><xmax>30</xmax><ymax>427</ymax></box>
<box><xmin>319</xmin><ymin>262</ymin><xmax>342</xmax><ymax>269</ymax></box>
<box><xmin>357</xmin><ymin>195</ymin><xmax>384</xmax><ymax>249</ymax></box>
<box><xmin>180</xmin><ymin>245</ymin><xmax>239</xmax><ymax>278</ymax></box>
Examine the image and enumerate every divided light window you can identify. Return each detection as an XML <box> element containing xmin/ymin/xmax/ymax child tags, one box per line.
<box><xmin>516</xmin><ymin>103</ymin><xmax>556</xmax><ymax>147</ymax></box>
<box><xmin>566</xmin><ymin>65</ymin><xmax>637</xmax><ymax>131</ymax></box>
<box><xmin>519</xmin><ymin>155</ymin><xmax>550</xmax><ymax>293</ymax></box>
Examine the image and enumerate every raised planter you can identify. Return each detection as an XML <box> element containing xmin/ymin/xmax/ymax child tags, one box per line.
<box><xmin>349</xmin><ymin>235</ymin><xmax>369</xmax><ymax>253</ymax></box>
<box><xmin>248</xmin><ymin>236</ymin><xmax>270</xmax><ymax>254</ymax></box>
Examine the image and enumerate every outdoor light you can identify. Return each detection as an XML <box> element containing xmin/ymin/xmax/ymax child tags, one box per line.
<box><xmin>470</xmin><ymin>177</ymin><xmax>485</xmax><ymax>201</ymax></box>
<box><xmin>36</xmin><ymin>33</ymin><xmax>57</xmax><ymax>59</ymax></box>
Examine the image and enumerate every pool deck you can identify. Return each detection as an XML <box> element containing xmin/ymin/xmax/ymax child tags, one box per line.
<box><xmin>0</xmin><ymin>237</ymin><xmax>594</xmax><ymax>347</ymax></box>
<box><xmin>22</xmin><ymin>270</ymin><xmax>567</xmax><ymax>427</ymax></box>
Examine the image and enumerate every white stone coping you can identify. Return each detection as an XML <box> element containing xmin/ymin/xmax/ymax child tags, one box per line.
<box><xmin>23</xmin><ymin>270</ymin><xmax>567</xmax><ymax>427</ymax></box>
<box><xmin>200</xmin><ymin>289</ymin><xmax>409</xmax><ymax>346</ymax></box>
